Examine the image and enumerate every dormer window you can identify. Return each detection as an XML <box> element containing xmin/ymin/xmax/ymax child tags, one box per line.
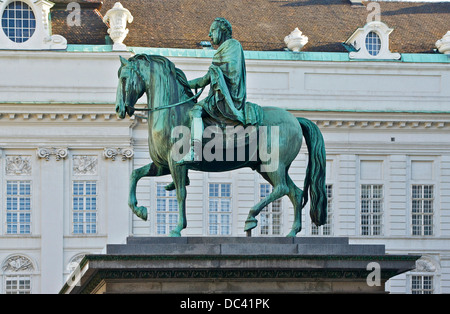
<box><xmin>344</xmin><ymin>21</ymin><xmax>401</xmax><ymax>60</ymax></box>
<box><xmin>0</xmin><ymin>0</ymin><xmax>66</xmax><ymax>50</ymax></box>
<box><xmin>2</xmin><ymin>1</ymin><xmax>36</xmax><ymax>43</ymax></box>
<box><xmin>365</xmin><ymin>31</ymin><xmax>381</xmax><ymax>56</ymax></box>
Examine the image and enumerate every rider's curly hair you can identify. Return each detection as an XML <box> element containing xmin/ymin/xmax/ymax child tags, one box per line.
<box><xmin>214</xmin><ymin>18</ymin><xmax>232</xmax><ymax>39</ymax></box>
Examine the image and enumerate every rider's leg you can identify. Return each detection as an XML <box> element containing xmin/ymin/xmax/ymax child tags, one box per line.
<box><xmin>179</xmin><ymin>104</ymin><xmax>204</xmax><ymax>163</ymax></box>
<box><xmin>191</xmin><ymin>106</ymin><xmax>204</xmax><ymax>162</ymax></box>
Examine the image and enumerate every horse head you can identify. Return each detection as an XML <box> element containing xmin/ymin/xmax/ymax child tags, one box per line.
<box><xmin>116</xmin><ymin>56</ymin><xmax>146</xmax><ymax>119</ymax></box>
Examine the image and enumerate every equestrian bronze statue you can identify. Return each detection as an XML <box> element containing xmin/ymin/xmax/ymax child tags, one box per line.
<box><xmin>115</xmin><ymin>19</ymin><xmax>327</xmax><ymax>237</ymax></box>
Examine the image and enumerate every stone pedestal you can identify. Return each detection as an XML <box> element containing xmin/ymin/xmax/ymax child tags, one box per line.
<box><xmin>60</xmin><ymin>237</ymin><xmax>419</xmax><ymax>294</ymax></box>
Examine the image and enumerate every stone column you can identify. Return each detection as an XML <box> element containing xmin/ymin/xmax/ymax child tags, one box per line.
<box><xmin>37</xmin><ymin>148</ymin><xmax>67</xmax><ymax>293</ymax></box>
<box><xmin>103</xmin><ymin>147</ymin><xmax>134</xmax><ymax>243</ymax></box>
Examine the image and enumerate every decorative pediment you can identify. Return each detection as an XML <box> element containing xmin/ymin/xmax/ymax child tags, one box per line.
<box><xmin>2</xmin><ymin>255</ymin><xmax>35</xmax><ymax>273</ymax></box>
<box><xmin>344</xmin><ymin>21</ymin><xmax>401</xmax><ymax>60</ymax></box>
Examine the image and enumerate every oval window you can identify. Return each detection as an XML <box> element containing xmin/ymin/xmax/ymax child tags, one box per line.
<box><xmin>365</xmin><ymin>31</ymin><xmax>381</xmax><ymax>56</ymax></box>
<box><xmin>1</xmin><ymin>1</ymin><xmax>36</xmax><ymax>43</ymax></box>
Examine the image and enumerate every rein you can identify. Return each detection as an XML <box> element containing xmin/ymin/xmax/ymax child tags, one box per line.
<box><xmin>133</xmin><ymin>85</ymin><xmax>205</xmax><ymax>116</ymax></box>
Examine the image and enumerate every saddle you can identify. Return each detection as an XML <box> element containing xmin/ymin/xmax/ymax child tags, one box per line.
<box><xmin>202</xmin><ymin>102</ymin><xmax>264</xmax><ymax>162</ymax></box>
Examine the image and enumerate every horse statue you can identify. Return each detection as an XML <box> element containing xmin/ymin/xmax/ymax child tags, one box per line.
<box><xmin>115</xmin><ymin>54</ymin><xmax>327</xmax><ymax>237</ymax></box>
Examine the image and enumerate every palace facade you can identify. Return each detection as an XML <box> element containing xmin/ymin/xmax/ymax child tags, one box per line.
<box><xmin>0</xmin><ymin>0</ymin><xmax>449</xmax><ymax>293</ymax></box>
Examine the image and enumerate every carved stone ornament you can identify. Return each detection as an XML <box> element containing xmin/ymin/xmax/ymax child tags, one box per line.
<box><xmin>436</xmin><ymin>31</ymin><xmax>450</xmax><ymax>55</ymax></box>
<box><xmin>67</xmin><ymin>254</ymin><xmax>85</xmax><ymax>272</ymax></box>
<box><xmin>2</xmin><ymin>256</ymin><xmax>34</xmax><ymax>273</ymax></box>
<box><xmin>104</xmin><ymin>147</ymin><xmax>134</xmax><ymax>161</ymax></box>
<box><xmin>103</xmin><ymin>2</ymin><xmax>134</xmax><ymax>51</ymax></box>
<box><xmin>284</xmin><ymin>28</ymin><xmax>308</xmax><ymax>52</ymax></box>
<box><xmin>415</xmin><ymin>257</ymin><xmax>437</xmax><ymax>273</ymax></box>
<box><xmin>37</xmin><ymin>147</ymin><xmax>68</xmax><ymax>161</ymax></box>
<box><xmin>6</xmin><ymin>156</ymin><xmax>32</xmax><ymax>175</ymax></box>
<box><xmin>73</xmin><ymin>156</ymin><xmax>98</xmax><ymax>175</ymax></box>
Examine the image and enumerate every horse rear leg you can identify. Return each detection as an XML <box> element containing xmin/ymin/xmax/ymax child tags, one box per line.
<box><xmin>286</xmin><ymin>174</ymin><xmax>304</xmax><ymax>237</ymax></box>
<box><xmin>129</xmin><ymin>163</ymin><xmax>170</xmax><ymax>221</ymax></box>
<box><xmin>245</xmin><ymin>165</ymin><xmax>289</xmax><ymax>233</ymax></box>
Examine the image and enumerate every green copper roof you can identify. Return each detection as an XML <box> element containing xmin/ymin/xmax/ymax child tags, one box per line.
<box><xmin>66</xmin><ymin>45</ymin><xmax>450</xmax><ymax>63</ymax></box>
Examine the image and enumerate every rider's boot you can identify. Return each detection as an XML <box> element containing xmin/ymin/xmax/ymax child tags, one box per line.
<box><xmin>178</xmin><ymin>117</ymin><xmax>203</xmax><ymax>165</ymax></box>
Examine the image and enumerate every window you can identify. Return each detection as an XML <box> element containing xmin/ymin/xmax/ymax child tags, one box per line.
<box><xmin>412</xmin><ymin>275</ymin><xmax>434</xmax><ymax>294</ymax></box>
<box><xmin>2</xmin><ymin>255</ymin><xmax>34</xmax><ymax>294</ymax></box>
<box><xmin>360</xmin><ymin>184</ymin><xmax>383</xmax><ymax>236</ymax></box>
<box><xmin>312</xmin><ymin>184</ymin><xmax>332</xmax><ymax>236</ymax></box>
<box><xmin>72</xmin><ymin>181</ymin><xmax>97</xmax><ymax>234</ymax></box>
<box><xmin>1</xmin><ymin>1</ymin><xmax>36</xmax><ymax>43</ymax></box>
<box><xmin>4</xmin><ymin>275</ymin><xmax>31</xmax><ymax>294</ymax></box>
<box><xmin>6</xmin><ymin>181</ymin><xmax>31</xmax><ymax>234</ymax></box>
<box><xmin>156</xmin><ymin>183</ymin><xmax>178</xmax><ymax>235</ymax></box>
<box><xmin>365</xmin><ymin>31</ymin><xmax>381</xmax><ymax>56</ymax></box>
<box><xmin>208</xmin><ymin>183</ymin><xmax>232</xmax><ymax>235</ymax></box>
<box><xmin>259</xmin><ymin>184</ymin><xmax>282</xmax><ymax>236</ymax></box>
<box><xmin>345</xmin><ymin>21</ymin><xmax>400</xmax><ymax>60</ymax></box>
<box><xmin>412</xmin><ymin>185</ymin><xmax>434</xmax><ymax>236</ymax></box>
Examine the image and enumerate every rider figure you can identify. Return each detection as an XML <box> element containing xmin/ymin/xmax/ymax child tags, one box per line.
<box><xmin>179</xmin><ymin>17</ymin><xmax>249</xmax><ymax>164</ymax></box>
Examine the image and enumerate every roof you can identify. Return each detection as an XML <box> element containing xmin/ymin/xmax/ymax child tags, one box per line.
<box><xmin>51</xmin><ymin>0</ymin><xmax>450</xmax><ymax>53</ymax></box>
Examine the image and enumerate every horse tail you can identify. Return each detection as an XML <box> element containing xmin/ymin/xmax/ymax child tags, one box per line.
<box><xmin>297</xmin><ymin>117</ymin><xmax>328</xmax><ymax>226</ymax></box>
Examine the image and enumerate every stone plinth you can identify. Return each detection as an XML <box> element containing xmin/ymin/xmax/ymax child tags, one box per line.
<box><xmin>60</xmin><ymin>237</ymin><xmax>419</xmax><ymax>294</ymax></box>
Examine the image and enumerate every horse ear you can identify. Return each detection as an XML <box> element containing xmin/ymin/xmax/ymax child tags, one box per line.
<box><xmin>120</xmin><ymin>56</ymin><xmax>129</xmax><ymax>66</ymax></box>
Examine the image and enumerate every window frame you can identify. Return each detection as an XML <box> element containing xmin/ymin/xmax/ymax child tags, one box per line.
<box><xmin>155</xmin><ymin>182</ymin><xmax>178</xmax><ymax>235</ymax></box>
<box><xmin>4</xmin><ymin>274</ymin><xmax>32</xmax><ymax>294</ymax></box>
<box><xmin>360</xmin><ymin>184</ymin><xmax>383</xmax><ymax>236</ymax></box>
<box><xmin>365</xmin><ymin>31</ymin><xmax>382</xmax><ymax>56</ymax></box>
<box><xmin>207</xmin><ymin>182</ymin><xmax>232</xmax><ymax>236</ymax></box>
<box><xmin>71</xmin><ymin>180</ymin><xmax>98</xmax><ymax>235</ymax></box>
<box><xmin>5</xmin><ymin>180</ymin><xmax>32</xmax><ymax>235</ymax></box>
<box><xmin>411</xmin><ymin>184</ymin><xmax>434</xmax><ymax>237</ymax></box>
<box><xmin>1</xmin><ymin>0</ymin><xmax>36</xmax><ymax>43</ymax></box>
<box><xmin>2</xmin><ymin>154</ymin><xmax>34</xmax><ymax>236</ymax></box>
<box><xmin>411</xmin><ymin>274</ymin><xmax>434</xmax><ymax>294</ymax></box>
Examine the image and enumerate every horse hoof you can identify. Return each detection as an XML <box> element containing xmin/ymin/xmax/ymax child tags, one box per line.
<box><xmin>286</xmin><ymin>230</ymin><xmax>297</xmax><ymax>238</ymax></box>
<box><xmin>244</xmin><ymin>218</ymin><xmax>258</xmax><ymax>232</ymax></box>
<box><xmin>135</xmin><ymin>206</ymin><xmax>148</xmax><ymax>221</ymax></box>
<box><xmin>169</xmin><ymin>230</ymin><xmax>181</xmax><ymax>237</ymax></box>
<box><xmin>165</xmin><ymin>182</ymin><xmax>176</xmax><ymax>191</ymax></box>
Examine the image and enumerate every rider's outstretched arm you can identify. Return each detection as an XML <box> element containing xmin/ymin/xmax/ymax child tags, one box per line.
<box><xmin>188</xmin><ymin>70</ymin><xmax>211</xmax><ymax>90</ymax></box>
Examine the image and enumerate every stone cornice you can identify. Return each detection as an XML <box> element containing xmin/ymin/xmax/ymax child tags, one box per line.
<box><xmin>0</xmin><ymin>112</ymin><xmax>132</xmax><ymax>123</ymax></box>
<box><xmin>312</xmin><ymin>119</ymin><xmax>448</xmax><ymax>130</ymax></box>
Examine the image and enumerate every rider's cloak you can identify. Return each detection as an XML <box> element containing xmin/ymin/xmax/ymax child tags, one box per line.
<box><xmin>202</xmin><ymin>38</ymin><xmax>261</xmax><ymax>126</ymax></box>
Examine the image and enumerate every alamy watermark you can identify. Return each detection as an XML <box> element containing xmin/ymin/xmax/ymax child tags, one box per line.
<box><xmin>66</xmin><ymin>2</ymin><xmax>81</xmax><ymax>27</ymax></box>
<box><xmin>366</xmin><ymin>262</ymin><xmax>381</xmax><ymax>287</ymax></box>
<box><xmin>171</xmin><ymin>124</ymin><xmax>280</xmax><ymax>172</ymax></box>
<box><xmin>366</xmin><ymin>2</ymin><xmax>381</xmax><ymax>23</ymax></box>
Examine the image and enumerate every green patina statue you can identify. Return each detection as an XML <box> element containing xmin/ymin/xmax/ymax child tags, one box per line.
<box><xmin>181</xmin><ymin>17</ymin><xmax>259</xmax><ymax>164</ymax></box>
<box><xmin>115</xmin><ymin>18</ymin><xmax>327</xmax><ymax>237</ymax></box>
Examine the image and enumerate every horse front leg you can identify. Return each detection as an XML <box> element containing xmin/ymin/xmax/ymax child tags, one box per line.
<box><xmin>168</xmin><ymin>162</ymin><xmax>188</xmax><ymax>237</ymax></box>
<box><xmin>129</xmin><ymin>163</ymin><xmax>170</xmax><ymax>221</ymax></box>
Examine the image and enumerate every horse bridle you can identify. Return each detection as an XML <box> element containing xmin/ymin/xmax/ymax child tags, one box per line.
<box><xmin>123</xmin><ymin>63</ymin><xmax>205</xmax><ymax>116</ymax></box>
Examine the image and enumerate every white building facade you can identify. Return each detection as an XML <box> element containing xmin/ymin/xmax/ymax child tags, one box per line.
<box><xmin>1</xmin><ymin>0</ymin><xmax>450</xmax><ymax>294</ymax></box>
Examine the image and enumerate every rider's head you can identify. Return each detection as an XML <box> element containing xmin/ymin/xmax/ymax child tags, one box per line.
<box><xmin>209</xmin><ymin>18</ymin><xmax>232</xmax><ymax>45</ymax></box>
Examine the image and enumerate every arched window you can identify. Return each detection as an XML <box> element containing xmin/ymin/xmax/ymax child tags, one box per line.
<box><xmin>1</xmin><ymin>1</ymin><xmax>36</xmax><ymax>43</ymax></box>
<box><xmin>365</xmin><ymin>31</ymin><xmax>381</xmax><ymax>56</ymax></box>
<box><xmin>2</xmin><ymin>255</ymin><xmax>35</xmax><ymax>294</ymax></box>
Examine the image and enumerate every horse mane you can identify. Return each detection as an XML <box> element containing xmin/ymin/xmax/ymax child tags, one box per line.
<box><xmin>127</xmin><ymin>54</ymin><xmax>194</xmax><ymax>99</ymax></box>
